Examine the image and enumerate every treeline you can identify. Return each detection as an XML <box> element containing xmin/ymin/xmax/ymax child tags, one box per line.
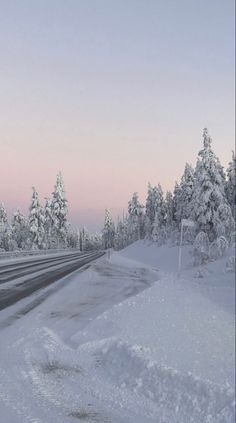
<box><xmin>102</xmin><ymin>128</ymin><xmax>235</xmax><ymax>256</ymax></box>
<box><xmin>0</xmin><ymin>173</ymin><xmax>76</xmax><ymax>251</ymax></box>
<box><xmin>0</xmin><ymin>172</ymin><xmax>103</xmax><ymax>252</ymax></box>
<box><xmin>1</xmin><ymin>128</ymin><xmax>235</xmax><ymax>256</ymax></box>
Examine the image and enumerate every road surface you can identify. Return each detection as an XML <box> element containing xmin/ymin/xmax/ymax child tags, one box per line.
<box><xmin>0</xmin><ymin>251</ymin><xmax>104</xmax><ymax>311</ymax></box>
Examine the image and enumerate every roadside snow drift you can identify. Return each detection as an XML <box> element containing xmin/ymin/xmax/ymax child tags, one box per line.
<box><xmin>0</xmin><ymin>241</ymin><xmax>235</xmax><ymax>422</ymax></box>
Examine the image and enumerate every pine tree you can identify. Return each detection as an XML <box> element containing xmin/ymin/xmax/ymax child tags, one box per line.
<box><xmin>164</xmin><ymin>191</ymin><xmax>174</xmax><ymax>232</ymax></box>
<box><xmin>0</xmin><ymin>203</ymin><xmax>10</xmax><ymax>251</ymax></box>
<box><xmin>175</xmin><ymin>163</ymin><xmax>195</xmax><ymax>226</ymax></box>
<box><xmin>90</xmin><ymin>232</ymin><xmax>103</xmax><ymax>250</ymax></box>
<box><xmin>29</xmin><ymin>187</ymin><xmax>45</xmax><ymax>249</ymax></box>
<box><xmin>102</xmin><ymin>209</ymin><xmax>115</xmax><ymax>249</ymax></box>
<box><xmin>67</xmin><ymin>224</ymin><xmax>79</xmax><ymax>249</ymax></box>
<box><xmin>44</xmin><ymin>198</ymin><xmax>53</xmax><ymax>248</ymax></box>
<box><xmin>79</xmin><ymin>227</ymin><xmax>85</xmax><ymax>251</ymax></box>
<box><xmin>83</xmin><ymin>227</ymin><xmax>91</xmax><ymax>250</ymax></box>
<box><xmin>145</xmin><ymin>183</ymin><xmax>156</xmax><ymax>235</ymax></box>
<box><xmin>51</xmin><ymin>172</ymin><xmax>68</xmax><ymax>248</ymax></box>
<box><xmin>152</xmin><ymin>213</ymin><xmax>160</xmax><ymax>243</ymax></box>
<box><xmin>114</xmin><ymin>216</ymin><xmax>129</xmax><ymax>250</ymax></box>
<box><xmin>172</xmin><ymin>182</ymin><xmax>180</xmax><ymax>227</ymax></box>
<box><xmin>214</xmin><ymin>204</ymin><xmax>235</xmax><ymax>241</ymax></box>
<box><xmin>128</xmin><ymin>192</ymin><xmax>145</xmax><ymax>241</ymax></box>
<box><xmin>145</xmin><ymin>184</ymin><xmax>153</xmax><ymax>238</ymax></box>
<box><xmin>79</xmin><ymin>226</ymin><xmax>90</xmax><ymax>251</ymax></box>
<box><xmin>0</xmin><ymin>203</ymin><xmax>7</xmax><ymax>226</ymax></box>
<box><xmin>145</xmin><ymin>184</ymin><xmax>165</xmax><ymax>239</ymax></box>
<box><xmin>145</xmin><ymin>184</ymin><xmax>161</xmax><ymax>233</ymax></box>
<box><xmin>190</xmin><ymin>128</ymin><xmax>227</xmax><ymax>240</ymax></box>
<box><xmin>12</xmin><ymin>209</ymin><xmax>30</xmax><ymax>249</ymax></box>
<box><xmin>225</xmin><ymin>151</ymin><xmax>236</xmax><ymax>218</ymax></box>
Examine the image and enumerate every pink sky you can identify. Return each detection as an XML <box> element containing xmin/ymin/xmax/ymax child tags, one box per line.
<box><xmin>0</xmin><ymin>1</ymin><xmax>234</xmax><ymax>231</ymax></box>
<box><xmin>1</xmin><ymin>125</ymin><xmax>234</xmax><ymax>231</ymax></box>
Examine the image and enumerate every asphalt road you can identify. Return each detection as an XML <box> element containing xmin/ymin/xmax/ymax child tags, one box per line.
<box><xmin>0</xmin><ymin>251</ymin><xmax>104</xmax><ymax>311</ymax></box>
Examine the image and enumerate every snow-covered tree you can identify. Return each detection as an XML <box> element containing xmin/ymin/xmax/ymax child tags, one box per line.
<box><xmin>145</xmin><ymin>184</ymin><xmax>165</xmax><ymax>237</ymax></box>
<box><xmin>102</xmin><ymin>209</ymin><xmax>115</xmax><ymax>249</ymax></box>
<box><xmin>0</xmin><ymin>203</ymin><xmax>10</xmax><ymax>251</ymax></box>
<box><xmin>0</xmin><ymin>203</ymin><xmax>7</xmax><ymax>226</ymax></box>
<box><xmin>12</xmin><ymin>209</ymin><xmax>30</xmax><ymax>250</ymax></box>
<box><xmin>225</xmin><ymin>151</ymin><xmax>236</xmax><ymax>218</ymax></box>
<box><xmin>79</xmin><ymin>226</ymin><xmax>92</xmax><ymax>251</ymax></box>
<box><xmin>151</xmin><ymin>213</ymin><xmax>160</xmax><ymax>243</ymax></box>
<box><xmin>209</xmin><ymin>236</ymin><xmax>229</xmax><ymax>260</ymax></box>
<box><xmin>89</xmin><ymin>232</ymin><xmax>103</xmax><ymax>250</ymax></box>
<box><xmin>145</xmin><ymin>183</ymin><xmax>166</xmax><ymax>242</ymax></box>
<box><xmin>79</xmin><ymin>227</ymin><xmax>85</xmax><ymax>251</ymax></box>
<box><xmin>44</xmin><ymin>197</ymin><xmax>53</xmax><ymax>248</ymax></box>
<box><xmin>193</xmin><ymin>231</ymin><xmax>210</xmax><ymax>265</ymax></box>
<box><xmin>67</xmin><ymin>224</ymin><xmax>79</xmax><ymax>249</ymax></box>
<box><xmin>214</xmin><ymin>203</ymin><xmax>235</xmax><ymax>241</ymax></box>
<box><xmin>225</xmin><ymin>255</ymin><xmax>235</xmax><ymax>273</ymax></box>
<box><xmin>29</xmin><ymin>187</ymin><xmax>45</xmax><ymax>249</ymax></box>
<box><xmin>175</xmin><ymin>163</ymin><xmax>195</xmax><ymax>226</ymax></box>
<box><xmin>190</xmin><ymin>128</ymin><xmax>227</xmax><ymax>241</ymax></box>
<box><xmin>172</xmin><ymin>182</ymin><xmax>180</xmax><ymax>227</ymax></box>
<box><xmin>114</xmin><ymin>216</ymin><xmax>129</xmax><ymax>250</ymax></box>
<box><xmin>128</xmin><ymin>192</ymin><xmax>145</xmax><ymax>242</ymax></box>
<box><xmin>145</xmin><ymin>184</ymin><xmax>156</xmax><ymax>235</ymax></box>
<box><xmin>164</xmin><ymin>191</ymin><xmax>174</xmax><ymax>231</ymax></box>
<box><xmin>51</xmin><ymin>172</ymin><xmax>68</xmax><ymax>248</ymax></box>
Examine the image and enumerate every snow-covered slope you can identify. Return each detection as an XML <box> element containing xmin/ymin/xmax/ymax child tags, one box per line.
<box><xmin>70</xmin><ymin>242</ymin><xmax>235</xmax><ymax>422</ymax></box>
<box><xmin>0</xmin><ymin>242</ymin><xmax>234</xmax><ymax>422</ymax></box>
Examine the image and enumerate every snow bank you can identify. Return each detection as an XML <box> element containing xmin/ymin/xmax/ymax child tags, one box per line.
<box><xmin>73</xmin><ymin>272</ymin><xmax>234</xmax><ymax>386</ymax></box>
<box><xmin>87</xmin><ymin>338</ymin><xmax>235</xmax><ymax>423</ymax></box>
<box><xmin>0</xmin><ymin>241</ymin><xmax>234</xmax><ymax>422</ymax></box>
<box><xmin>70</xmin><ymin>241</ymin><xmax>235</xmax><ymax>421</ymax></box>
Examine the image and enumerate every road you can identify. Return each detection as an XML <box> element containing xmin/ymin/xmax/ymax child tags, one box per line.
<box><xmin>0</xmin><ymin>249</ymin><xmax>159</xmax><ymax>423</ymax></box>
<box><xmin>0</xmin><ymin>251</ymin><xmax>104</xmax><ymax>311</ymax></box>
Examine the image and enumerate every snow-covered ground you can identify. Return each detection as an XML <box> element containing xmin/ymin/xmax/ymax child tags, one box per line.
<box><xmin>0</xmin><ymin>242</ymin><xmax>235</xmax><ymax>422</ymax></box>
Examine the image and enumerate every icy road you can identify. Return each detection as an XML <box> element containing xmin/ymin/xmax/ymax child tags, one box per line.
<box><xmin>0</xmin><ymin>251</ymin><xmax>104</xmax><ymax>311</ymax></box>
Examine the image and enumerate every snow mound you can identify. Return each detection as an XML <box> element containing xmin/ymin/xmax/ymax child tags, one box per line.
<box><xmin>93</xmin><ymin>339</ymin><xmax>235</xmax><ymax>423</ymax></box>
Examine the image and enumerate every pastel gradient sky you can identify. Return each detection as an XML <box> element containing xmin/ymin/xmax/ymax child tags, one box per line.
<box><xmin>0</xmin><ymin>0</ymin><xmax>235</xmax><ymax>231</ymax></box>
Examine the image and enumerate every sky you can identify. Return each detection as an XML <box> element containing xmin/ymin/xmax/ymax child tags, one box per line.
<box><xmin>0</xmin><ymin>0</ymin><xmax>235</xmax><ymax>231</ymax></box>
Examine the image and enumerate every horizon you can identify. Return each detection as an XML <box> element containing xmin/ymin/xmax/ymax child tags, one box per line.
<box><xmin>0</xmin><ymin>0</ymin><xmax>235</xmax><ymax>231</ymax></box>
<box><xmin>2</xmin><ymin>135</ymin><xmax>234</xmax><ymax>232</ymax></box>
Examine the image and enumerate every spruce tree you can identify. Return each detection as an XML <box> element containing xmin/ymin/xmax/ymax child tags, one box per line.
<box><xmin>172</xmin><ymin>182</ymin><xmax>180</xmax><ymax>228</ymax></box>
<box><xmin>44</xmin><ymin>198</ymin><xmax>53</xmax><ymax>248</ymax></box>
<box><xmin>190</xmin><ymin>128</ymin><xmax>227</xmax><ymax>240</ymax></box>
<box><xmin>145</xmin><ymin>183</ymin><xmax>156</xmax><ymax>236</ymax></box>
<box><xmin>225</xmin><ymin>151</ymin><xmax>236</xmax><ymax>218</ymax></box>
<box><xmin>214</xmin><ymin>204</ymin><xmax>235</xmax><ymax>241</ymax></box>
<box><xmin>114</xmin><ymin>217</ymin><xmax>129</xmax><ymax>250</ymax></box>
<box><xmin>51</xmin><ymin>172</ymin><xmax>68</xmax><ymax>248</ymax></box>
<box><xmin>164</xmin><ymin>191</ymin><xmax>174</xmax><ymax>233</ymax></box>
<box><xmin>67</xmin><ymin>224</ymin><xmax>79</xmax><ymax>249</ymax></box>
<box><xmin>175</xmin><ymin>163</ymin><xmax>195</xmax><ymax>226</ymax></box>
<box><xmin>128</xmin><ymin>192</ymin><xmax>145</xmax><ymax>241</ymax></box>
<box><xmin>29</xmin><ymin>187</ymin><xmax>45</xmax><ymax>249</ymax></box>
<box><xmin>12</xmin><ymin>209</ymin><xmax>30</xmax><ymax>249</ymax></box>
<box><xmin>0</xmin><ymin>203</ymin><xmax>7</xmax><ymax>226</ymax></box>
<box><xmin>0</xmin><ymin>203</ymin><xmax>10</xmax><ymax>251</ymax></box>
<box><xmin>152</xmin><ymin>213</ymin><xmax>160</xmax><ymax>243</ymax></box>
<box><xmin>145</xmin><ymin>184</ymin><xmax>165</xmax><ymax>239</ymax></box>
<box><xmin>83</xmin><ymin>227</ymin><xmax>91</xmax><ymax>250</ymax></box>
<box><xmin>102</xmin><ymin>209</ymin><xmax>115</xmax><ymax>249</ymax></box>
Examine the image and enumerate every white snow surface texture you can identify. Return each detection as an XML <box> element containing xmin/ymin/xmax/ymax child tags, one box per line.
<box><xmin>0</xmin><ymin>241</ymin><xmax>235</xmax><ymax>422</ymax></box>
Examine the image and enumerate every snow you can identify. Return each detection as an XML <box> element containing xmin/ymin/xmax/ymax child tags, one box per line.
<box><xmin>0</xmin><ymin>241</ymin><xmax>235</xmax><ymax>422</ymax></box>
<box><xmin>0</xmin><ymin>249</ymin><xmax>76</xmax><ymax>264</ymax></box>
